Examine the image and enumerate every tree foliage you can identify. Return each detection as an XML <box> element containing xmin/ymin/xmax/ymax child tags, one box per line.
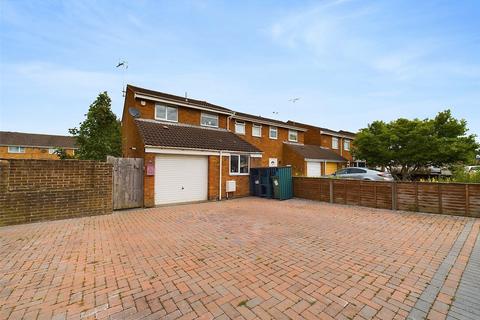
<box><xmin>54</xmin><ymin>147</ymin><xmax>76</xmax><ymax>160</ymax></box>
<box><xmin>69</xmin><ymin>92</ymin><xmax>121</xmax><ymax>161</ymax></box>
<box><xmin>352</xmin><ymin>110</ymin><xmax>479</xmax><ymax>180</ymax></box>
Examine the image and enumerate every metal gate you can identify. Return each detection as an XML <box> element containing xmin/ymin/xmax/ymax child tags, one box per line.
<box><xmin>107</xmin><ymin>156</ymin><xmax>144</xmax><ymax>210</ymax></box>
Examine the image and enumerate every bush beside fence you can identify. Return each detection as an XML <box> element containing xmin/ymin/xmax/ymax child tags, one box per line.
<box><xmin>0</xmin><ymin>159</ymin><xmax>113</xmax><ymax>226</ymax></box>
<box><xmin>293</xmin><ymin>177</ymin><xmax>480</xmax><ymax>217</ymax></box>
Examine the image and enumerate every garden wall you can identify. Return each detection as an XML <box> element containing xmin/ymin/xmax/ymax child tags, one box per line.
<box><xmin>0</xmin><ymin>159</ymin><xmax>113</xmax><ymax>226</ymax></box>
<box><xmin>293</xmin><ymin>177</ymin><xmax>480</xmax><ymax>217</ymax></box>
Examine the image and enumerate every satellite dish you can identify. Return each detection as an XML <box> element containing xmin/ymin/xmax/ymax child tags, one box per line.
<box><xmin>129</xmin><ymin>107</ymin><xmax>140</xmax><ymax>118</ymax></box>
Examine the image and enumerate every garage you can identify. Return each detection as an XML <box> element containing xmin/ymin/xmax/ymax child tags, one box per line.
<box><xmin>306</xmin><ymin>161</ymin><xmax>321</xmax><ymax>177</ymax></box>
<box><xmin>155</xmin><ymin>154</ymin><xmax>208</xmax><ymax>205</ymax></box>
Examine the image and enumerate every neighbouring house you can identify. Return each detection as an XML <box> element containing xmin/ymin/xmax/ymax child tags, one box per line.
<box><xmin>0</xmin><ymin>131</ymin><xmax>77</xmax><ymax>160</ymax></box>
<box><xmin>286</xmin><ymin>121</ymin><xmax>359</xmax><ymax>177</ymax></box>
<box><xmin>122</xmin><ymin>85</ymin><xmax>307</xmax><ymax>206</ymax></box>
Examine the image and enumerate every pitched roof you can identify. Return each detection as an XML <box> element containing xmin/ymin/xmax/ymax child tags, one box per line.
<box><xmin>128</xmin><ymin>84</ymin><xmax>306</xmax><ymax>131</ymax></box>
<box><xmin>0</xmin><ymin>131</ymin><xmax>77</xmax><ymax>149</ymax></box>
<box><xmin>135</xmin><ymin>119</ymin><xmax>261</xmax><ymax>153</ymax></box>
<box><xmin>127</xmin><ymin>85</ymin><xmax>232</xmax><ymax>113</ymax></box>
<box><xmin>285</xmin><ymin>143</ymin><xmax>347</xmax><ymax>162</ymax></box>
<box><xmin>287</xmin><ymin>121</ymin><xmax>356</xmax><ymax>138</ymax></box>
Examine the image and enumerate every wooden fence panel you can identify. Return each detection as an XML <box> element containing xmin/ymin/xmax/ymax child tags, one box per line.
<box><xmin>333</xmin><ymin>180</ymin><xmax>347</xmax><ymax>204</ymax></box>
<box><xmin>107</xmin><ymin>157</ymin><xmax>144</xmax><ymax>210</ymax></box>
<box><xmin>441</xmin><ymin>184</ymin><xmax>467</xmax><ymax>216</ymax></box>
<box><xmin>417</xmin><ymin>183</ymin><xmax>440</xmax><ymax>214</ymax></box>
<box><xmin>359</xmin><ymin>182</ymin><xmax>376</xmax><ymax>208</ymax></box>
<box><xmin>375</xmin><ymin>182</ymin><xmax>393</xmax><ymax>209</ymax></box>
<box><xmin>293</xmin><ymin>177</ymin><xmax>330</xmax><ymax>202</ymax></box>
<box><xmin>345</xmin><ymin>180</ymin><xmax>361</xmax><ymax>205</ymax></box>
<box><xmin>397</xmin><ymin>183</ymin><xmax>417</xmax><ymax>212</ymax></box>
<box><xmin>293</xmin><ymin>177</ymin><xmax>478</xmax><ymax>218</ymax></box>
<box><xmin>468</xmin><ymin>184</ymin><xmax>480</xmax><ymax>217</ymax></box>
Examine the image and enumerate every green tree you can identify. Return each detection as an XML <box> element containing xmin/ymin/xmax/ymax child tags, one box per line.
<box><xmin>69</xmin><ymin>92</ymin><xmax>121</xmax><ymax>161</ymax></box>
<box><xmin>352</xmin><ymin>110</ymin><xmax>478</xmax><ymax>180</ymax></box>
<box><xmin>54</xmin><ymin>147</ymin><xmax>76</xmax><ymax>160</ymax></box>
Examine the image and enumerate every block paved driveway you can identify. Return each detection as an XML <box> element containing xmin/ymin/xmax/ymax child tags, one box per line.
<box><xmin>1</xmin><ymin>198</ymin><xmax>479</xmax><ymax>320</ymax></box>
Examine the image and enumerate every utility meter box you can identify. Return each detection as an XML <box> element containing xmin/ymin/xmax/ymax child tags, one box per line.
<box><xmin>226</xmin><ymin>180</ymin><xmax>236</xmax><ymax>192</ymax></box>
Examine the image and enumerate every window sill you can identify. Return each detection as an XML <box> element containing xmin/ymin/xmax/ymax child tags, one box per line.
<box><xmin>155</xmin><ymin>118</ymin><xmax>178</xmax><ymax>123</ymax></box>
<box><xmin>229</xmin><ymin>172</ymin><xmax>250</xmax><ymax>176</ymax></box>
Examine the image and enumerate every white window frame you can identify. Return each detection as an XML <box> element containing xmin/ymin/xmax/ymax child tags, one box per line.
<box><xmin>200</xmin><ymin>112</ymin><xmax>219</xmax><ymax>128</ymax></box>
<box><xmin>8</xmin><ymin>146</ymin><xmax>25</xmax><ymax>153</ymax></box>
<box><xmin>252</xmin><ymin>124</ymin><xmax>262</xmax><ymax>137</ymax></box>
<box><xmin>229</xmin><ymin>154</ymin><xmax>250</xmax><ymax>175</ymax></box>
<box><xmin>332</xmin><ymin>137</ymin><xmax>339</xmax><ymax>149</ymax></box>
<box><xmin>288</xmin><ymin>130</ymin><xmax>298</xmax><ymax>142</ymax></box>
<box><xmin>235</xmin><ymin>121</ymin><xmax>245</xmax><ymax>135</ymax></box>
<box><xmin>269</xmin><ymin>126</ymin><xmax>278</xmax><ymax>139</ymax></box>
<box><xmin>344</xmin><ymin>139</ymin><xmax>350</xmax><ymax>151</ymax></box>
<box><xmin>155</xmin><ymin>103</ymin><xmax>178</xmax><ymax>122</ymax></box>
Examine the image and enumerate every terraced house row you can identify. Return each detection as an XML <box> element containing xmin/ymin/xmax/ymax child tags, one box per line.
<box><xmin>122</xmin><ymin>85</ymin><xmax>359</xmax><ymax>207</ymax></box>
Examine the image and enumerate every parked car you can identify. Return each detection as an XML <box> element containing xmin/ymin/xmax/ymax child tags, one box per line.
<box><xmin>331</xmin><ymin>167</ymin><xmax>394</xmax><ymax>181</ymax></box>
<box><xmin>466</xmin><ymin>165</ymin><xmax>480</xmax><ymax>173</ymax></box>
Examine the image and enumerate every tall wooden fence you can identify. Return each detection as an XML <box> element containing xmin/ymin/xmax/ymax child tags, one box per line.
<box><xmin>293</xmin><ymin>177</ymin><xmax>480</xmax><ymax>217</ymax></box>
<box><xmin>107</xmin><ymin>156</ymin><xmax>143</xmax><ymax>210</ymax></box>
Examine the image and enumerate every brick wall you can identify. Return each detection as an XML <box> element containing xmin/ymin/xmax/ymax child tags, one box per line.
<box><xmin>228</xmin><ymin>119</ymin><xmax>305</xmax><ymax>167</ymax></box>
<box><xmin>0</xmin><ymin>159</ymin><xmax>113</xmax><ymax>226</ymax></box>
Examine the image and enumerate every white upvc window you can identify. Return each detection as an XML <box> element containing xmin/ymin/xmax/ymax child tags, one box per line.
<box><xmin>332</xmin><ymin>137</ymin><xmax>339</xmax><ymax>149</ymax></box>
<box><xmin>288</xmin><ymin>130</ymin><xmax>298</xmax><ymax>142</ymax></box>
<box><xmin>48</xmin><ymin>148</ymin><xmax>56</xmax><ymax>154</ymax></box>
<box><xmin>344</xmin><ymin>139</ymin><xmax>350</xmax><ymax>151</ymax></box>
<box><xmin>269</xmin><ymin>126</ymin><xmax>278</xmax><ymax>139</ymax></box>
<box><xmin>235</xmin><ymin>121</ymin><xmax>245</xmax><ymax>134</ymax></box>
<box><xmin>155</xmin><ymin>103</ymin><xmax>178</xmax><ymax>122</ymax></box>
<box><xmin>252</xmin><ymin>124</ymin><xmax>262</xmax><ymax>137</ymax></box>
<box><xmin>230</xmin><ymin>154</ymin><xmax>249</xmax><ymax>175</ymax></box>
<box><xmin>200</xmin><ymin>112</ymin><xmax>219</xmax><ymax>127</ymax></box>
<box><xmin>8</xmin><ymin>146</ymin><xmax>25</xmax><ymax>153</ymax></box>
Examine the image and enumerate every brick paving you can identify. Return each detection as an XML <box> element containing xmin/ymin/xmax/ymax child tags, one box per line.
<box><xmin>0</xmin><ymin>197</ymin><xmax>479</xmax><ymax>320</ymax></box>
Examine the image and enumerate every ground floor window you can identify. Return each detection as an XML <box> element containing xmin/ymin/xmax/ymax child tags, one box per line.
<box><xmin>230</xmin><ymin>154</ymin><xmax>249</xmax><ymax>174</ymax></box>
<box><xmin>8</xmin><ymin>146</ymin><xmax>25</xmax><ymax>153</ymax></box>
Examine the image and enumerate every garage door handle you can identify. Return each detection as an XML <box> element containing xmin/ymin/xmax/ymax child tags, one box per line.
<box><xmin>181</xmin><ymin>186</ymin><xmax>184</xmax><ymax>190</ymax></box>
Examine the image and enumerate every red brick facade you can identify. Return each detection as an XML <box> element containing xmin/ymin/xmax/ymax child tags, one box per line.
<box><xmin>122</xmin><ymin>85</ymin><xmax>307</xmax><ymax>207</ymax></box>
<box><xmin>0</xmin><ymin>159</ymin><xmax>112</xmax><ymax>226</ymax></box>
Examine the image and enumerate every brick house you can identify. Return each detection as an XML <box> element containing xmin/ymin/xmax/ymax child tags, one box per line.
<box><xmin>0</xmin><ymin>131</ymin><xmax>77</xmax><ymax>160</ymax></box>
<box><xmin>285</xmin><ymin>121</ymin><xmax>359</xmax><ymax>177</ymax></box>
<box><xmin>122</xmin><ymin>85</ymin><xmax>307</xmax><ymax>207</ymax></box>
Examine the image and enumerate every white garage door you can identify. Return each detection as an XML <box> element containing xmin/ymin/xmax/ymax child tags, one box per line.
<box><xmin>306</xmin><ymin>161</ymin><xmax>321</xmax><ymax>177</ymax></box>
<box><xmin>155</xmin><ymin>155</ymin><xmax>208</xmax><ymax>205</ymax></box>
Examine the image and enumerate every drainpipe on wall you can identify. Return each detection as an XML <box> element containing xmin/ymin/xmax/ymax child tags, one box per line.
<box><xmin>340</xmin><ymin>137</ymin><xmax>343</xmax><ymax>157</ymax></box>
<box><xmin>219</xmin><ymin>151</ymin><xmax>222</xmax><ymax>200</ymax></box>
<box><xmin>324</xmin><ymin>160</ymin><xmax>327</xmax><ymax>176</ymax></box>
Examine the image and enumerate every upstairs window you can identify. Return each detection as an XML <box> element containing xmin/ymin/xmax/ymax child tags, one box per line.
<box><xmin>230</xmin><ymin>154</ymin><xmax>249</xmax><ymax>175</ymax></box>
<box><xmin>201</xmin><ymin>113</ymin><xmax>219</xmax><ymax>127</ymax></box>
<box><xmin>288</xmin><ymin>130</ymin><xmax>298</xmax><ymax>142</ymax></box>
<box><xmin>269</xmin><ymin>126</ymin><xmax>278</xmax><ymax>139</ymax></box>
<box><xmin>235</xmin><ymin>121</ymin><xmax>245</xmax><ymax>134</ymax></box>
<box><xmin>344</xmin><ymin>139</ymin><xmax>350</xmax><ymax>151</ymax></box>
<box><xmin>8</xmin><ymin>146</ymin><xmax>25</xmax><ymax>153</ymax></box>
<box><xmin>332</xmin><ymin>137</ymin><xmax>339</xmax><ymax>149</ymax></box>
<box><xmin>155</xmin><ymin>103</ymin><xmax>178</xmax><ymax>122</ymax></box>
<box><xmin>252</xmin><ymin>124</ymin><xmax>262</xmax><ymax>137</ymax></box>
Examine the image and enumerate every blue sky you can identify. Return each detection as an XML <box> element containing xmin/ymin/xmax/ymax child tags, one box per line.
<box><xmin>1</xmin><ymin>0</ymin><xmax>479</xmax><ymax>137</ymax></box>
